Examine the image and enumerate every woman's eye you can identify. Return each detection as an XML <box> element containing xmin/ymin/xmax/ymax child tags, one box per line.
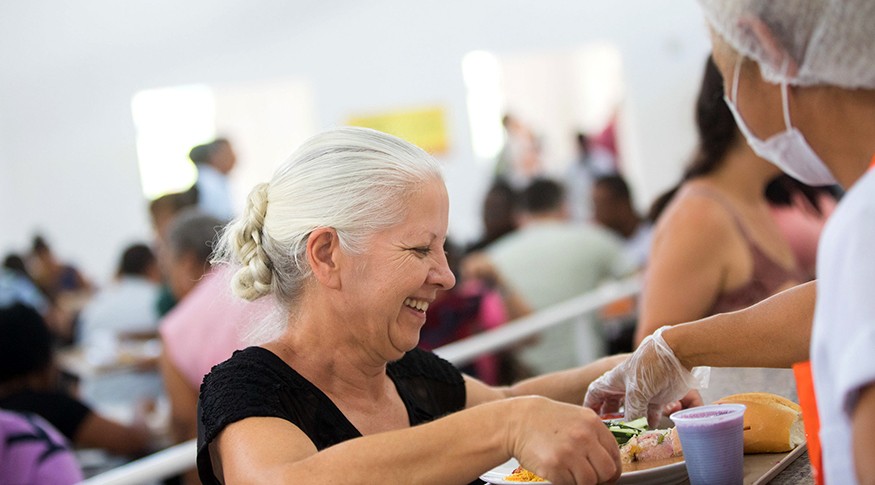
<box><xmin>413</xmin><ymin>247</ymin><xmax>432</xmax><ymax>256</ymax></box>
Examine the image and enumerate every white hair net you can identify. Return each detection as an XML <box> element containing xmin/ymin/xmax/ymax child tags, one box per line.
<box><xmin>697</xmin><ymin>0</ymin><xmax>875</xmax><ymax>89</ymax></box>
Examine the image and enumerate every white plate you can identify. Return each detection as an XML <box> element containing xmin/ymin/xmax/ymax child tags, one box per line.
<box><xmin>480</xmin><ymin>459</ymin><xmax>551</xmax><ymax>484</ymax></box>
<box><xmin>480</xmin><ymin>458</ymin><xmax>688</xmax><ymax>485</ymax></box>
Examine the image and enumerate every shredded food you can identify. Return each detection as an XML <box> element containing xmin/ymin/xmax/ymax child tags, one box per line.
<box><xmin>504</xmin><ymin>465</ymin><xmax>546</xmax><ymax>482</ymax></box>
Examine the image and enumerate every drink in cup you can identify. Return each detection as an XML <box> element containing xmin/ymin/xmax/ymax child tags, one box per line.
<box><xmin>670</xmin><ymin>403</ymin><xmax>746</xmax><ymax>485</ymax></box>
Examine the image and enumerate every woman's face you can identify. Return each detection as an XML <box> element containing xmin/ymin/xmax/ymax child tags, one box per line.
<box><xmin>339</xmin><ymin>178</ymin><xmax>456</xmax><ymax>359</ymax></box>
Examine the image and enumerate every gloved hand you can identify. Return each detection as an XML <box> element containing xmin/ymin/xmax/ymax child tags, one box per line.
<box><xmin>583</xmin><ymin>325</ymin><xmax>707</xmax><ymax>427</ymax></box>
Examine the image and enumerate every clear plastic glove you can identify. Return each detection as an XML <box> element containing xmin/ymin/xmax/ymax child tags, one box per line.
<box><xmin>583</xmin><ymin>326</ymin><xmax>707</xmax><ymax>427</ymax></box>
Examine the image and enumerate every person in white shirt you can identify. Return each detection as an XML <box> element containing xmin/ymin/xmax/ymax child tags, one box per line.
<box><xmin>584</xmin><ymin>1</ymin><xmax>875</xmax><ymax>483</ymax></box>
<box><xmin>190</xmin><ymin>138</ymin><xmax>237</xmax><ymax>221</ymax></box>
<box><xmin>77</xmin><ymin>243</ymin><xmax>163</xmax><ymax>405</ymax></box>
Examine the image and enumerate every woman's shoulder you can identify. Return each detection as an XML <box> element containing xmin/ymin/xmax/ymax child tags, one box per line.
<box><xmin>656</xmin><ymin>183</ymin><xmax>739</xmax><ymax>241</ymax></box>
<box><xmin>389</xmin><ymin>348</ymin><xmax>464</xmax><ymax>386</ymax></box>
<box><xmin>199</xmin><ymin>347</ymin><xmax>306</xmax><ymax>448</ymax></box>
<box><xmin>201</xmin><ymin>346</ymin><xmax>304</xmax><ymax>393</ymax></box>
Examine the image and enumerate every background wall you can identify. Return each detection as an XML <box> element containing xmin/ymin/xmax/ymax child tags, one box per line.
<box><xmin>0</xmin><ymin>0</ymin><xmax>710</xmax><ymax>283</ymax></box>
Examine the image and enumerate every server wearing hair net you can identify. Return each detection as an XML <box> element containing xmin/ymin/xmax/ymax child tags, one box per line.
<box><xmin>585</xmin><ymin>1</ymin><xmax>875</xmax><ymax>483</ymax></box>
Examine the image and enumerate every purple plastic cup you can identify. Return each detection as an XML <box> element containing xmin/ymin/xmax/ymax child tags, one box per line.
<box><xmin>670</xmin><ymin>404</ymin><xmax>746</xmax><ymax>485</ymax></box>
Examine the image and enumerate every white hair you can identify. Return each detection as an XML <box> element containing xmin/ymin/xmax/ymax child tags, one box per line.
<box><xmin>214</xmin><ymin>127</ymin><xmax>444</xmax><ymax>314</ymax></box>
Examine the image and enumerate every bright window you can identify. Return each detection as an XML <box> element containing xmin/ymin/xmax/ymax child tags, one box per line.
<box><xmin>131</xmin><ymin>85</ymin><xmax>216</xmax><ymax>199</ymax></box>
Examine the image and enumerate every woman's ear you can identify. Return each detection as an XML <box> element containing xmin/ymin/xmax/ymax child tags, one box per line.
<box><xmin>738</xmin><ymin>14</ymin><xmax>799</xmax><ymax>79</ymax></box>
<box><xmin>307</xmin><ymin>227</ymin><xmax>342</xmax><ymax>289</ymax></box>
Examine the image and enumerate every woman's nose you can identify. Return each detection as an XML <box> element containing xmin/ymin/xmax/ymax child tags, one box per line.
<box><xmin>431</xmin><ymin>253</ymin><xmax>456</xmax><ymax>290</ymax></box>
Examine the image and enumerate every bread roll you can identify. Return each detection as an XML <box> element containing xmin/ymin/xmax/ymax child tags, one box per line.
<box><xmin>715</xmin><ymin>392</ymin><xmax>805</xmax><ymax>453</ymax></box>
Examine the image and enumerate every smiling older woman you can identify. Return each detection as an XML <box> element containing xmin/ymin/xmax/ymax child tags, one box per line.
<box><xmin>196</xmin><ymin>127</ymin><xmax>627</xmax><ymax>485</ymax></box>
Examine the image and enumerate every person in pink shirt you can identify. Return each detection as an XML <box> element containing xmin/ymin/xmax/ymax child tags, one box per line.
<box><xmin>157</xmin><ymin>209</ymin><xmax>270</xmax><ymax>484</ymax></box>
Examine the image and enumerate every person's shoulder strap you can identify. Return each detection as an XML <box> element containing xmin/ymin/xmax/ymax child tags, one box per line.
<box><xmin>684</xmin><ymin>185</ymin><xmax>753</xmax><ymax>240</ymax></box>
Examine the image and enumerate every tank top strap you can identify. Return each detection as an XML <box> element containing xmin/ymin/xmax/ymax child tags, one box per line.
<box><xmin>683</xmin><ymin>185</ymin><xmax>755</xmax><ymax>242</ymax></box>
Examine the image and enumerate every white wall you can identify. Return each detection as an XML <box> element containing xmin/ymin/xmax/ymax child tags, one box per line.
<box><xmin>0</xmin><ymin>0</ymin><xmax>711</xmax><ymax>283</ymax></box>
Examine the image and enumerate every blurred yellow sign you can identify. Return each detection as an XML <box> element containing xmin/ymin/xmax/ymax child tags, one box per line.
<box><xmin>347</xmin><ymin>106</ymin><xmax>449</xmax><ymax>155</ymax></box>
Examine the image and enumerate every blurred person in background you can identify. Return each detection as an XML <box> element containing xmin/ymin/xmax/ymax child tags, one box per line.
<box><xmin>148</xmin><ymin>191</ymin><xmax>199</xmax><ymax>317</ymax></box>
<box><xmin>585</xmin><ymin>1</ymin><xmax>875</xmax><ymax>482</ymax></box>
<box><xmin>494</xmin><ymin>114</ymin><xmax>544</xmax><ymax>190</ymax></box>
<box><xmin>591</xmin><ymin>174</ymin><xmax>652</xmax><ymax>271</ymax></box>
<box><xmin>148</xmin><ymin>191</ymin><xmax>199</xmax><ymax>244</ymax></box>
<box><xmin>766</xmin><ymin>175</ymin><xmax>839</xmax><ymax>279</ymax></box>
<box><xmin>566</xmin><ymin>132</ymin><xmax>617</xmax><ymax>222</ymax></box>
<box><xmin>189</xmin><ymin>138</ymin><xmax>237</xmax><ymax>222</ymax></box>
<box><xmin>635</xmin><ymin>55</ymin><xmax>809</xmax><ymax>346</ymax></box>
<box><xmin>478</xmin><ymin>178</ymin><xmax>630</xmax><ymax>374</ymax></box>
<box><xmin>157</xmin><ymin>209</ymin><xmax>269</xmax><ymax>484</ymax></box>
<box><xmin>420</xmin><ymin>239</ymin><xmax>533</xmax><ymax>385</ymax></box>
<box><xmin>0</xmin><ymin>303</ymin><xmax>153</xmax><ymax>457</ymax></box>
<box><xmin>2</xmin><ymin>254</ymin><xmax>50</xmax><ymax>315</ymax></box>
<box><xmin>27</xmin><ymin>235</ymin><xmax>93</xmax><ymax>344</ymax></box>
<box><xmin>0</xmin><ymin>409</ymin><xmax>83</xmax><ymax>485</ymax></box>
<box><xmin>590</xmin><ymin>174</ymin><xmax>652</xmax><ymax>355</ymax></box>
<box><xmin>28</xmin><ymin>235</ymin><xmax>93</xmax><ymax>302</ymax></box>
<box><xmin>78</xmin><ymin>243</ymin><xmax>162</xmax><ymax>344</ymax></box>
<box><xmin>77</xmin><ymin>243</ymin><xmax>164</xmax><ymax>409</ymax></box>
<box><xmin>464</xmin><ymin>179</ymin><xmax>519</xmax><ymax>254</ymax></box>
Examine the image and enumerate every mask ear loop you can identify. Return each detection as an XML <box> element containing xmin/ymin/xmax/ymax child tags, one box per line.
<box><xmin>731</xmin><ymin>56</ymin><xmax>742</xmax><ymax>103</ymax></box>
<box><xmin>779</xmin><ymin>58</ymin><xmax>793</xmax><ymax>129</ymax></box>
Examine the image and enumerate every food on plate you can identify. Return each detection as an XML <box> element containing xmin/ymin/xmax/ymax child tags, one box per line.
<box><xmin>619</xmin><ymin>428</ymin><xmax>683</xmax><ymax>464</ymax></box>
<box><xmin>606</xmin><ymin>416</ymin><xmax>683</xmax><ymax>468</ymax></box>
<box><xmin>500</xmin><ymin>417</ymin><xmax>684</xmax><ymax>482</ymax></box>
<box><xmin>606</xmin><ymin>416</ymin><xmax>649</xmax><ymax>445</ymax></box>
<box><xmin>504</xmin><ymin>465</ymin><xmax>546</xmax><ymax>482</ymax></box>
<box><xmin>715</xmin><ymin>392</ymin><xmax>805</xmax><ymax>453</ymax></box>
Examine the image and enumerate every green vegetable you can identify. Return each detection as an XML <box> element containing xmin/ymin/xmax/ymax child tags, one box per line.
<box><xmin>604</xmin><ymin>417</ymin><xmax>649</xmax><ymax>445</ymax></box>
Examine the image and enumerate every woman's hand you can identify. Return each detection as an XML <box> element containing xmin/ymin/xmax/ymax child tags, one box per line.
<box><xmin>583</xmin><ymin>326</ymin><xmax>704</xmax><ymax>428</ymax></box>
<box><xmin>505</xmin><ymin>396</ymin><xmax>621</xmax><ymax>485</ymax></box>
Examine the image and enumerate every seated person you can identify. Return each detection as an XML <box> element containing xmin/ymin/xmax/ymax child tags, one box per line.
<box><xmin>591</xmin><ymin>174</ymin><xmax>652</xmax><ymax>272</ymax></box>
<box><xmin>78</xmin><ymin>243</ymin><xmax>163</xmax><ymax>344</ymax></box>
<box><xmin>27</xmin><ymin>235</ymin><xmax>94</xmax><ymax>344</ymax></box>
<box><xmin>478</xmin><ymin>178</ymin><xmax>630</xmax><ymax>373</ymax></box>
<box><xmin>196</xmin><ymin>128</ymin><xmax>661</xmax><ymax>484</ymax></box>
<box><xmin>420</xmin><ymin>240</ymin><xmax>532</xmax><ymax>385</ymax></box>
<box><xmin>635</xmin><ymin>56</ymin><xmax>809</xmax><ymax>346</ymax></box>
<box><xmin>0</xmin><ymin>409</ymin><xmax>83</xmax><ymax>485</ymax></box>
<box><xmin>157</xmin><ymin>209</ymin><xmax>271</xmax><ymax>484</ymax></box>
<box><xmin>77</xmin><ymin>243</ymin><xmax>164</xmax><ymax>410</ymax></box>
<box><xmin>0</xmin><ymin>303</ymin><xmax>153</xmax><ymax>457</ymax></box>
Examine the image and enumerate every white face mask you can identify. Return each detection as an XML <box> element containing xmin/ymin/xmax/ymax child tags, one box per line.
<box><xmin>723</xmin><ymin>58</ymin><xmax>837</xmax><ymax>186</ymax></box>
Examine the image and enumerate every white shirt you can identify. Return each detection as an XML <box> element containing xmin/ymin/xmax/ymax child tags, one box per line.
<box><xmin>77</xmin><ymin>276</ymin><xmax>164</xmax><ymax>407</ymax></box>
<box><xmin>78</xmin><ymin>276</ymin><xmax>161</xmax><ymax>344</ymax></box>
<box><xmin>196</xmin><ymin>164</ymin><xmax>235</xmax><ymax>221</ymax></box>
<box><xmin>811</xmin><ymin>167</ymin><xmax>875</xmax><ymax>485</ymax></box>
<box><xmin>623</xmin><ymin>222</ymin><xmax>653</xmax><ymax>271</ymax></box>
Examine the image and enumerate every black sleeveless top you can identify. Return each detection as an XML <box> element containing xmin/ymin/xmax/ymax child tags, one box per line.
<box><xmin>197</xmin><ymin>346</ymin><xmax>469</xmax><ymax>484</ymax></box>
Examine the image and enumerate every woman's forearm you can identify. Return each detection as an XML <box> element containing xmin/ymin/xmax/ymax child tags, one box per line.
<box><xmin>506</xmin><ymin>353</ymin><xmax>628</xmax><ymax>404</ymax></box>
<box><xmin>221</xmin><ymin>399</ymin><xmax>518</xmax><ymax>485</ymax></box>
<box><xmin>290</xmin><ymin>400</ymin><xmax>513</xmax><ymax>484</ymax></box>
<box><xmin>664</xmin><ymin>281</ymin><xmax>816</xmax><ymax>369</ymax></box>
